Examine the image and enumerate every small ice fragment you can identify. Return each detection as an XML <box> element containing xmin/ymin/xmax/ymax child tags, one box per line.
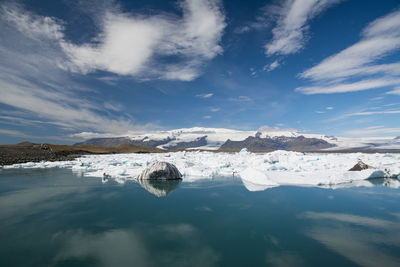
<box><xmin>239</xmin><ymin>148</ymin><xmax>250</xmax><ymax>153</ymax></box>
<box><xmin>239</xmin><ymin>168</ymin><xmax>279</xmax><ymax>187</ymax></box>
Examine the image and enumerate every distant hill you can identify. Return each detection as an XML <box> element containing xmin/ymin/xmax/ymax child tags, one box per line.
<box><xmin>74</xmin><ymin>137</ymin><xmax>133</xmax><ymax>147</ymax></box>
<box><xmin>0</xmin><ymin>142</ymin><xmax>163</xmax><ymax>166</ymax></box>
<box><xmin>74</xmin><ymin>137</ymin><xmax>175</xmax><ymax>148</ymax></box>
<box><xmin>72</xmin><ymin>127</ymin><xmax>400</xmax><ymax>152</ymax></box>
<box><xmin>218</xmin><ymin>136</ymin><xmax>335</xmax><ymax>151</ymax></box>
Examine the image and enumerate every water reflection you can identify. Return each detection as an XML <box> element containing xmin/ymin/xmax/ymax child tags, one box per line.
<box><xmin>136</xmin><ymin>179</ymin><xmax>182</xmax><ymax>197</ymax></box>
<box><xmin>302</xmin><ymin>211</ymin><xmax>400</xmax><ymax>267</ymax></box>
<box><xmin>320</xmin><ymin>178</ymin><xmax>400</xmax><ymax>190</ymax></box>
<box><xmin>0</xmin><ymin>168</ymin><xmax>400</xmax><ymax>267</ymax></box>
<box><xmin>242</xmin><ymin>177</ymin><xmax>400</xmax><ymax>192</ymax></box>
<box><xmin>55</xmin><ymin>224</ymin><xmax>220</xmax><ymax>267</ymax></box>
<box><xmin>55</xmin><ymin>229</ymin><xmax>150</xmax><ymax>267</ymax></box>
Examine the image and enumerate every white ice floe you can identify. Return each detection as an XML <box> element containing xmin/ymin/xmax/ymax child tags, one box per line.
<box><xmin>3</xmin><ymin>150</ymin><xmax>400</xmax><ymax>191</ymax></box>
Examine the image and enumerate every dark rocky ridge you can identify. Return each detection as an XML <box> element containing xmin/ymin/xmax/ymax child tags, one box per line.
<box><xmin>75</xmin><ymin>136</ymin><xmax>209</xmax><ymax>150</ymax></box>
<box><xmin>74</xmin><ymin>137</ymin><xmax>132</xmax><ymax>147</ymax></box>
<box><xmin>75</xmin><ymin>134</ymin><xmax>336</xmax><ymax>151</ymax></box>
<box><xmin>219</xmin><ymin>136</ymin><xmax>335</xmax><ymax>152</ymax></box>
<box><xmin>75</xmin><ymin>137</ymin><xmax>175</xmax><ymax>148</ymax></box>
<box><xmin>0</xmin><ymin>142</ymin><xmax>163</xmax><ymax>166</ymax></box>
<box><xmin>0</xmin><ymin>142</ymin><xmax>86</xmax><ymax>166</ymax></box>
<box><xmin>164</xmin><ymin>136</ymin><xmax>208</xmax><ymax>150</ymax></box>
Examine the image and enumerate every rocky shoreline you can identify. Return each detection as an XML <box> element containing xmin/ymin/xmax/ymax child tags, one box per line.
<box><xmin>0</xmin><ymin>143</ymin><xmax>87</xmax><ymax>166</ymax></box>
<box><xmin>0</xmin><ymin>142</ymin><xmax>165</xmax><ymax>166</ymax></box>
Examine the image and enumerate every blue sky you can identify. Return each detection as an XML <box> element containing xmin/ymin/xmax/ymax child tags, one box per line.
<box><xmin>0</xmin><ymin>0</ymin><xmax>400</xmax><ymax>144</ymax></box>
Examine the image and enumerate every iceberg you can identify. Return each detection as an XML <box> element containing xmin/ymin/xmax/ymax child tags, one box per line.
<box><xmin>3</xmin><ymin>150</ymin><xmax>400</xmax><ymax>191</ymax></box>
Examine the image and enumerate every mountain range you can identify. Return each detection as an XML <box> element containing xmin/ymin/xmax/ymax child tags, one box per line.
<box><xmin>74</xmin><ymin>127</ymin><xmax>400</xmax><ymax>152</ymax></box>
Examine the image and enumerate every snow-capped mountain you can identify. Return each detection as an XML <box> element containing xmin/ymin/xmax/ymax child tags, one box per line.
<box><xmin>74</xmin><ymin>127</ymin><xmax>400</xmax><ymax>151</ymax></box>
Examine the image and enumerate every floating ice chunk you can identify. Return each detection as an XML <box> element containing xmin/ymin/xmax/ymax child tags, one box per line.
<box><xmin>239</xmin><ymin>148</ymin><xmax>250</xmax><ymax>154</ymax></box>
<box><xmin>241</xmin><ymin>180</ymin><xmax>278</xmax><ymax>192</ymax></box>
<box><xmin>239</xmin><ymin>168</ymin><xmax>279</xmax><ymax>187</ymax></box>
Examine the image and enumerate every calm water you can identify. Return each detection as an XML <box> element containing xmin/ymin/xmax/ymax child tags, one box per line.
<box><xmin>0</xmin><ymin>168</ymin><xmax>400</xmax><ymax>267</ymax></box>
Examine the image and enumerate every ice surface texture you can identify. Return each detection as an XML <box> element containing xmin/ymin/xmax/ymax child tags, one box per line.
<box><xmin>4</xmin><ymin>150</ymin><xmax>400</xmax><ymax>190</ymax></box>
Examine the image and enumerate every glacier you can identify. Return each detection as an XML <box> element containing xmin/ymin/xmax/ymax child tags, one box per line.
<box><xmin>76</xmin><ymin>126</ymin><xmax>400</xmax><ymax>150</ymax></box>
<box><xmin>3</xmin><ymin>150</ymin><xmax>400</xmax><ymax>191</ymax></box>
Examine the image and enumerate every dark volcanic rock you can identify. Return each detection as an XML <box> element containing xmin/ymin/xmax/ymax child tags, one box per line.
<box><xmin>74</xmin><ymin>137</ymin><xmax>133</xmax><ymax>147</ymax></box>
<box><xmin>138</xmin><ymin>162</ymin><xmax>182</xmax><ymax>180</ymax></box>
<box><xmin>131</xmin><ymin>137</ymin><xmax>175</xmax><ymax>148</ymax></box>
<box><xmin>218</xmin><ymin>136</ymin><xmax>335</xmax><ymax>151</ymax></box>
<box><xmin>164</xmin><ymin>136</ymin><xmax>208</xmax><ymax>150</ymax></box>
<box><xmin>0</xmin><ymin>143</ymin><xmax>85</xmax><ymax>166</ymax></box>
<box><xmin>75</xmin><ymin>137</ymin><xmax>175</xmax><ymax>148</ymax></box>
<box><xmin>349</xmin><ymin>160</ymin><xmax>375</xmax><ymax>171</ymax></box>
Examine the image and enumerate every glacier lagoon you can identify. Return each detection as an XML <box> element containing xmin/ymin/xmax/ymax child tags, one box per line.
<box><xmin>1</xmin><ymin>164</ymin><xmax>400</xmax><ymax>266</ymax></box>
<box><xmin>4</xmin><ymin>150</ymin><xmax>400</xmax><ymax>188</ymax></box>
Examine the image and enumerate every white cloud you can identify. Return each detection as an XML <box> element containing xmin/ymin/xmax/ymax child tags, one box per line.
<box><xmin>0</xmin><ymin>0</ymin><xmax>226</xmax><ymax>139</ymax></box>
<box><xmin>0</xmin><ymin>128</ymin><xmax>29</xmax><ymax>138</ymax></box>
<box><xmin>265</xmin><ymin>0</ymin><xmax>342</xmax><ymax>56</ymax></box>
<box><xmin>2</xmin><ymin>3</ymin><xmax>64</xmax><ymax>41</ymax></box>
<box><xmin>387</xmin><ymin>87</ymin><xmax>400</xmax><ymax>95</ymax></box>
<box><xmin>257</xmin><ymin>125</ymin><xmax>298</xmax><ymax>133</ymax></box>
<box><xmin>228</xmin><ymin>96</ymin><xmax>252</xmax><ymax>102</ymax></box>
<box><xmin>104</xmin><ymin>102</ymin><xmax>124</xmax><ymax>112</ymax></box>
<box><xmin>344</xmin><ymin>110</ymin><xmax>400</xmax><ymax>116</ymax></box>
<box><xmin>384</xmin><ymin>103</ymin><xmax>400</xmax><ymax>107</ymax></box>
<box><xmin>234</xmin><ymin>4</ymin><xmax>272</xmax><ymax>34</ymax></box>
<box><xmin>3</xmin><ymin>0</ymin><xmax>226</xmax><ymax>82</ymax></box>
<box><xmin>196</xmin><ymin>93</ymin><xmax>214</xmax><ymax>99</ymax></box>
<box><xmin>203</xmin><ymin>115</ymin><xmax>212</xmax><ymax>119</ymax></box>
<box><xmin>62</xmin><ymin>14</ymin><xmax>162</xmax><ymax>76</ymax></box>
<box><xmin>0</xmin><ymin>4</ymin><xmax>157</xmax><ymax>137</ymax></box>
<box><xmin>263</xmin><ymin>60</ymin><xmax>280</xmax><ymax>72</ymax></box>
<box><xmin>298</xmin><ymin>9</ymin><xmax>400</xmax><ymax>94</ymax></box>
<box><xmin>63</xmin><ymin>0</ymin><xmax>226</xmax><ymax>81</ymax></box>
<box><xmin>296</xmin><ymin>78</ymin><xmax>400</xmax><ymax>94</ymax></box>
<box><xmin>344</xmin><ymin>126</ymin><xmax>400</xmax><ymax>137</ymax></box>
<box><xmin>210</xmin><ymin>108</ymin><xmax>220</xmax><ymax>112</ymax></box>
<box><xmin>69</xmin><ymin>132</ymin><xmax>128</xmax><ymax>140</ymax></box>
<box><xmin>326</xmin><ymin>106</ymin><xmax>334</xmax><ymax>110</ymax></box>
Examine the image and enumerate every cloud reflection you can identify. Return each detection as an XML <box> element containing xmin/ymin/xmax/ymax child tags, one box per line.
<box><xmin>266</xmin><ymin>251</ymin><xmax>304</xmax><ymax>267</ymax></box>
<box><xmin>302</xmin><ymin>211</ymin><xmax>400</xmax><ymax>267</ymax></box>
<box><xmin>55</xmin><ymin>224</ymin><xmax>220</xmax><ymax>267</ymax></box>
<box><xmin>56</xmin><ymin>229</ymin><xmax>150</xmax><ymax>267</ymax></box>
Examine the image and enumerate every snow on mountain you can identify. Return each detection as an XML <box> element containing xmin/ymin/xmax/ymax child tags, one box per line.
<box><xmin>129</xmin><ymin>127</ymin><xmax>255</xmax><ymax>150</ymax></box>
<box><xmin>75</xmin><ymin>127</ymin><xmax>400</xmax><ymax>151</ymax></box>
<box><xmin>128</xmin><ymin>127</ymin><xmax>324</xmax><ymax>150</ymax></box>
<box><xmin>128</xmin><ymin>127</ymin><xmax>400</xmax><ymax>151</ymax></box>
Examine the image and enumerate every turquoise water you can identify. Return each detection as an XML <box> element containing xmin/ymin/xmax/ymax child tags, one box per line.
<box><xmin>0</xmin><ymin>168</ymin><xmax>400</xmax><ymax>267</ymax></box>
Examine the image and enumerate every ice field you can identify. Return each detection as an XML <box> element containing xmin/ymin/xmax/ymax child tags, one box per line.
<box><xmin>4</xmin><ymin>149</ymin><xmax>400</xmax><ymax>191</ymax></box>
